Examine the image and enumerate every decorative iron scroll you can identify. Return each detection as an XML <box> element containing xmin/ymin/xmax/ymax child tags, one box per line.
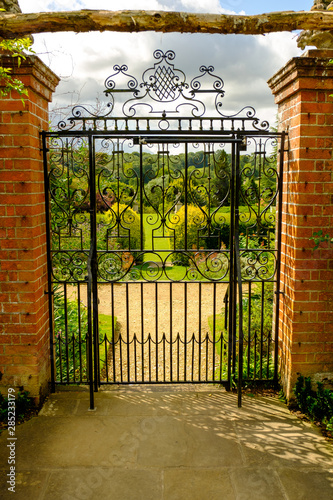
<box><xmin>57</xmin><ymin>49</ymin><xmax>269</xmax><ymax>132</ymax></box>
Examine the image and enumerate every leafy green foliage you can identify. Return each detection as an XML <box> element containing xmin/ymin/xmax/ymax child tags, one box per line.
<box><xmin>53</xmin><ymin>286</ymin><xmax>116</xmax><ymax>381</ymax></box>
<box><xmin>209</xmin><ymin>282</ymin><xmax>275</xmax><ymax>380</ymax></box>
<box><xmin>53</xmin><ymin>286</ymin><xmax>89</xmax><ymax>381</ymax></box>
<box><xmin>243</xmin><ymin>285</ymin><xmax>274</xmax><ymax>337</ymax></box>
<box><xmin>0</xmin><ymin>390</ymin><xmax>35</xmax><ymax>424</ymax></box>
<box><xmin>310</xmin><ymin>230</ymin><xmax>332</xmax><ymax>251</ymax></box>
<box><xmin>294</xmin><ymin>376</ymin><xmax>333</xmax><ymax>432</ymax></box>
<box><xmin>0</xmin><ymin>38</ymin><xmax>35</xmax><ymax>103</ymax></box>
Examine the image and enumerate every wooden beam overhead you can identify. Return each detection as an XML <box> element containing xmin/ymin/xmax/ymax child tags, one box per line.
<box><xmin>1</xmin><ymin>10</ymin><xmax>333</xmax><ymax>38</ymax></box>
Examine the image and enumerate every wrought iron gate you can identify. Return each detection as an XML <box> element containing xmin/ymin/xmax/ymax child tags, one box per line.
<box><xmin>42</xmin><ymin>50</ymin><xmax>285</xmax><ymax>407</ymax></box>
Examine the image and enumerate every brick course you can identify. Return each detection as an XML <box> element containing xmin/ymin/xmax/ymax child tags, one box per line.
<box><xmin>269</xmin><ymin>49</ymin><xmax>333</xmax><ymax>398</ymax></box>
<box><xmin>0</xmin><ymin>55</ymin><xmax>59</xmax><ymax>401</ymax></box>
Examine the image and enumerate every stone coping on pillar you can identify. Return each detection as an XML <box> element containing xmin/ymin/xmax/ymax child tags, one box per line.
<box><xmin>268</xmin><ymin>49</ymin><xmax>333</xmax><ymax>104</ymax></box>
<box><xmin>0</xmin><ymin>54</ymin><xmax>60</xmax><ymax>101</ymax></box>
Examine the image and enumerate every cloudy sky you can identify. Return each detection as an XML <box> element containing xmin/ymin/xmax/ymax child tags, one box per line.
<box><xmin>19</xmin><ymin>0</ymin><xmax>314</xmax><ymax>128</ymax></box>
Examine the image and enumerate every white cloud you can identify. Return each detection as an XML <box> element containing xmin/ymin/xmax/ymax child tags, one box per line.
<box><xmin>20</xmin><ymin>0</ymin><xmax>82</xmax><ymax>12</ymax></box>
<box><xmin>19</xmin><ymin>0</ymin><xmax>303</xmax><ymax>130</ymax></box>
<box><xmin>160</xmin><ymin>0</ymin><xmax>236</xmax><ymax>13</ymax></box>
<box><xmin>20</xmin><ymin>0</ymin><xmax>236</xmax><ymax>13</ymax></box>
<box><xmin>257</xmin><ymin>31</ymin><xmax>304</xmax><ymax>65</ymax></box>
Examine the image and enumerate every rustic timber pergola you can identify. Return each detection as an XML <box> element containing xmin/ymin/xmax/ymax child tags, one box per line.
<box><xmin>0</xmin><ymin>9</ymin><xmax>333</xmax><ymax>38</ymax></box>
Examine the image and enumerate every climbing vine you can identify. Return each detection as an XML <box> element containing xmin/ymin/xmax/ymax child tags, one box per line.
<box><xmin>0</xmin><ymin>36</ymin><xmax>34</xmax><ymax>103</ymax></box>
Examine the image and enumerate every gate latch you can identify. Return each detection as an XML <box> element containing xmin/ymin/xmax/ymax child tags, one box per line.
<box><xmin>239</xmin><ymin>137</ymin><xmax>247</xmax><ymax>151</ymax></box>
<box><xmin>133</xmin><ymin>137</ymin><xmax>147</xmax><ymax>145</ymax></box>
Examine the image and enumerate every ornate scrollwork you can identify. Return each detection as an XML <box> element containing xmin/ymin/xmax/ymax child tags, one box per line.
<box><xmin>240</xmin><ymin>250</ymin><xmax>277</xmax><ymax>281</ymax></box>
<box><xmin>55</xmin><ymin>49</ymin><xmax>270</xmax><ymax>131</ymax></box>
<box><xmin>104</xmin><ymin>64</ymin><xmax>139</xmax><ymax>93</ymax></box>
<box><xmin>52</xmin><ymin>251</ymin><xmax>88</xmax><ymax>282</ymax></box>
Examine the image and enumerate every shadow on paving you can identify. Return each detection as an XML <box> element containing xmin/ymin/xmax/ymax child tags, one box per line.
<box><xmin>0</xmin><ymin>387</ymin><xmax>333</xmax><ymax>499</ymax></box>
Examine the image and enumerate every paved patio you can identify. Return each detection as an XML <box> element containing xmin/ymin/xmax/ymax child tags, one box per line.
<box><xmin>0</xmin><ymin>386</ymin><xmax>333</xmax><ymax>499</ymax></box>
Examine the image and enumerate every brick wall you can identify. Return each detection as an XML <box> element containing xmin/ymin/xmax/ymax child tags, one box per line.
<box><xmin>0</xmin><ymin>55</ymin><xmax>59</xmax><ymax>401</ymax></box>
<box><xmin>269</xmin><ymin>49</ymin><xmax>333</xmax><ymax>398</ymax></box>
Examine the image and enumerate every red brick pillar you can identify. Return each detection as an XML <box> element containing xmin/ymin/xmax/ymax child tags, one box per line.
<box><xmin>268</xmin><ymin>50</ymin><xmax>333</xmax><ymax>398</ymax></box>
<box><xmin>0</xmin><ymin>55</ymin><xmax>59</xmax><ymax>401</ymax></box>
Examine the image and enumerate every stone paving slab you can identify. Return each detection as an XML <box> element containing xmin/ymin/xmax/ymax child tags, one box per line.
<box><xmin>0</xmin><ymin>388</ymin><xmax>332</xmax><ymax>499</ymax></box>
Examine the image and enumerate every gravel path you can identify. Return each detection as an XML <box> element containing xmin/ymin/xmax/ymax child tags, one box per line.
<box><xmin>69</xmin><ymin>281</ymin><xmax>228</xmax><ymax>383</ymax></box>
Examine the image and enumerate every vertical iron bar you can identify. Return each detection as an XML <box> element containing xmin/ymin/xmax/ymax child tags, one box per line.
<box><xmin>260</xmin><ymin>281</ymin><xmax>265</xmax><ymax>380</ymax></box>
<box><xmin>134</xmin><ymin>334</ymin><xmax>137</xmax><ymax>383</ymax></box>
<box><xmin>235</xmin><ymin>137</ymin><xmax>243</xmax><ymax>407</ymax></box>
<box><xmin>267</xmin><ymin>332</ymin><xmax>271</xmax><ymax>379</ymax></box>
<box><xmin>198</xmin><ymin>283</ymin><xmax>202</xmax><ymax>382</ymax></box>
<box><xmin>64</xmin><ymin>284</ymin><xmax>69</xmax><ymax>383</ymax></box>
<box><xmin>148</xmin><ymin>334</ymin><xmax>152</xmax><ymax>382</ymax></box>
<box><xmin>58</xmin><ymin>335</ymin><xmax>63</xmax><ymax>384</ymax></box>
<box><xmin>87</xmin><ymin>253</ymin><xmax>94</xmax><ymax>409</ymax></box>
<box><xmin>247</xmin><ymin>282</ymin><xmax>252</xmax><ymax>379</ymax></box>
<box><xmin>92</xmin><ymin>268</ymin><xmax>99</xmax><ymax>391</ymax></box>
<box><xmin>191</xmin><ymin>334</ymin><xmax>195</xmax><ymax>382</ymax></box>
<box><xmin>224</xmin><ymin>287</ymin><xmax>229</xmax><ymax>331</ymax></box>
<box><xmin>163</xmin><ymin>334</ymin><xmax>166</xmax><ymax>382</ymax></box>
<box><xmin>141</xmin><ymin>282</ymin><xmax>144</xmax><ymax>382</ymax></box>
<box><xmin>184</xmin><ymin>143</ymin><xmax>188</xmax><ymax>250</ymax></box>
<box><xmin>78</xmin><ymin>284</ymin><xmax>83</xmax><ymax>382</ymax></box>
<box><xmin>104</xmin><ymin>333</ymin><xmax>108</xmax><ymax>383</ymax></box>
<box><xmin>205</xmin><ymin>334</ymin><xmax>209</xmax><ymax>381</ymax></box>
<box><xmin>42</xmin><ymin>131</ymin><xmax>56</xmax><ymax>392</ymax></box>
<box><xmin>86</xmin><ymin>133</ymin><xmax>96</xmax><ymax>409</ymax></box>
<box><xmin>254</xmin><ymin>332</ymin><xmax>257</xmax><ymax>379</ymax></box>
<box><xmin>170</xmin><ymin>282</ymin><xmax>173</xmax><ymax>382</ymax></box>
<box><xmin>177</xmin><ymin>334</ymin><xmax>180</xmax><ymax>382</ymax></box>
<box><xmin>126</xmin><ymin>282</ymin><xmax>130</xmax><ymax>382</ymax></box>
<box><xmin>119</xmin><ymin>334</ymin><xmax>123</xmax><ymax>383</ymax></box>
<box><xmin>184</xmin><ymin>282</ymin><xmax>187</xmax><ymax>381</ymax></box>
<box><xmin>232</xmin><ymin>270</ymin><xmax>237</xmax><ymax>379</ymax></box>
<box><xmin>212</xmin><ymin>282</ymin><xmax>216</xmax><ymax>381</ymax></box>
<box><xmin>228</xmin><ymin>141</ymin><xmax>236</xmax><ymax>390</ymax></box>
<box><xmin>111</xmin><ymin>283</ymin><xmax>116</xmax><ymax>383</ymax></box>
<box><xmin>88</xmin><ymin>135</ymin><xmax>99</xmax><ymax>394</ymax></box>
<box><xmin>223</xmin><ymin>288</ymin><xmax>229</xmax><ymax>381</ymax></box>
<box><xmin>235</xmin><ymin>232</ymin><xmax>244</xmax><ymax>408</ymax></box>
<box><xmin>219</xmin><ymin>331</ymin><xmax>223</xmax><ymax>382</ymax></box>
<box><xmin>155</xmin><ymin>282</ymin><xmax>158</xmax><ymax>381</ymax></box>
<box><xmin>72</xmin><ymin>307</ymin><xmax>76</xmax><ymax>384</ymax></box>
<box><xmin>274</xmin><ymin>131</ymin><xmax>286</xmax><ymax>385</ymax></box>
<box><xmin>140</xmin><ymin>143</ymin><xmax>144</xmax><ymax>251</ymax></box>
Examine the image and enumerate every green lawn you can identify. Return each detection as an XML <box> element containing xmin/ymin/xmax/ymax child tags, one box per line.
<box><xmin>142</xmin><ymin>213</ymin><xmax>171</xmax><ymax>258</ymax></box>
<box><xmin>138</xmin><ymin>212</ymin><xmax>231</xmax><ymax>282</ymax></box>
